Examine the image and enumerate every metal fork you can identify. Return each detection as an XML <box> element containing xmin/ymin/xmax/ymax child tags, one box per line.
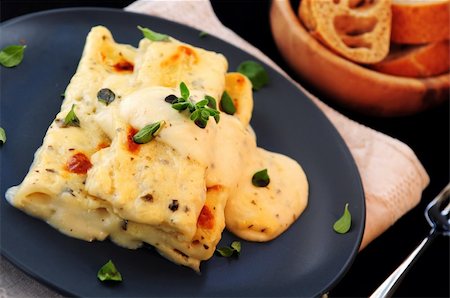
<box><xmin>370</xmin><ymin>182</ymin><xmax>450</xmax><ymax>298</ymax></box>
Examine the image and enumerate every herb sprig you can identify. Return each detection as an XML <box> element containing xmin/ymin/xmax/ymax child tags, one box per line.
<box><xmin>168</xmin><ymin>82</ymin><xmax>220</xmax><ymax>129</ymax></box>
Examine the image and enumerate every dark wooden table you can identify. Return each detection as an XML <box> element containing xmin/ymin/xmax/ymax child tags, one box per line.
<box><xmin>1</xmin><ymin>0</ymin><xmax>449</xmax><ymax>296</ymax></box>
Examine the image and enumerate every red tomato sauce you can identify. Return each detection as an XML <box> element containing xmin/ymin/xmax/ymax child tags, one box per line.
<box><xmin>197</xmin><ymin>205</ymin><xmax>214</xmax><ymax>229</ymax></box>
<box><xmin>113</xmin><ymin>60</ymin><xmax>134</xmax><ymax>73</ymax></box>
<box><xmin>66</xmin><ymin>153</ymin><xmax>92</xmax><ymax>174</ymax></box>
<box><xmin>127</xmin><ymin>126</ymin><xmax>140</xmax><ymax>153</ymax></box>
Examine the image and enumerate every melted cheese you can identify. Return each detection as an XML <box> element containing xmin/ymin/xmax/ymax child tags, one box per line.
<box><xmin>5</xmin><ymin>26</ymin><xmax>308</xmax><ymax>271</ymax></box>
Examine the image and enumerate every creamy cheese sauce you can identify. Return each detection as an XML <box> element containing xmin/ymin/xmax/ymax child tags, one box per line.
<box><xmin>5</xmin><ymin>26</ymin><xmax>309</xmax><ymax>271</ymax></box>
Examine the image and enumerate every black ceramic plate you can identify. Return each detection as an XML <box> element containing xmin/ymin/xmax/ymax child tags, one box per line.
<box><xmin>0</xmin><ymin>8</ymin><xmax>365</xmax><ymax>297</ymax></box>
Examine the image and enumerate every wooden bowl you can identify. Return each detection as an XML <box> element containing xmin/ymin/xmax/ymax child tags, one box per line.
<box><xmin>269</xmin><ymin>0</ymin><xmax>449</xmax><ymax>116</ymax></box>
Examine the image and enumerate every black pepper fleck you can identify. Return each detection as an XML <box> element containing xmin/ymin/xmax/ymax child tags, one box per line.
<box><xmin>169</xmin><ymin>200</ymin><xmax>179</xmax><ymax>211</ymax></box>
<box><xmin>141</xmin><ymin>194</ymin><xmax>154</xmax><ymax>202</ymax></box>
<box><xmin>121</xmin><ymin>220</ymin><xmax>128</xmax><ymax>231</ymax></box>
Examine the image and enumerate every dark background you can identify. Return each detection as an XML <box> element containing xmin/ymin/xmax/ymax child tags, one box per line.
<box><xmin>1</xmin><ymin>0</ymin><xmax>449</xmax><ymax>297</ymax></box>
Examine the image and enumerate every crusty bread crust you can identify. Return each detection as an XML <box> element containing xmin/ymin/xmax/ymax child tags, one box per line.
<box><xmin>270</xmin><ymin>0</ymin><xmax>449</xmax><ymax>116</ymax></box>
<box><xmin>371</xmin><ymin>40</ymin><xmax>450</xmax><ymax>78</ymax></box>
<box><xmin>391</xmin><ymin>0</ymin><xmax>450</xmax><ymax>44</ymax></box>
<box><xmin>299</xmin><ymin>0</ymin><xmax>391</xmax><ymax>64</ymax></box>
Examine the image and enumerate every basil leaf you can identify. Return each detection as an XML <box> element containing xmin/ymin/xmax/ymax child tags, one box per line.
<box><xmin>333</xmin><ymin>203</ymin><xmax>352</xmax><ymax>234</ymax></box>
<box><xmin>179</xmin><ymin>82</ymin><xmax>190</xmax><ymax>100</ymax></box>
<box><xmin>137</xmin><ymin>26</ymin><xmax>170</xmax><ymax>42</ymax></box>
<box><xmin>97</xmin><ymin>88</ymin><xmax>116</xmax><ymax>105</ymax></box>
<box><xmin>0</xmin><ymin>127</ymin><xmax>6</xmax><ymax>144</ymax></box>
<box><xmin>252</xmin><ymin>169</ymin><xmax>270</xmax><ymax>187</ymax></box>
<box><xmin>237</xmin><ymin>60</ymin><xmax>269</xmax><ymax>91</ymax></box>
<box><xmin>199</xmin><ymin>31</ymin><xmax>208</xmax><ymax>38</ymax></box>
<box><xmin>220</xmin><ymin>91</ymin><xmax>236</xmax><ymax>115</ymax></box>
<box><xmin>133</xmin><ymin>121</ymin><xmax>164</xmax><ymax>144</ymax></box>
<box><xmin>0</xmin><ymin>45</ymin><xmax>26</xmax><ymax>68</ymax></box>
<box><xmin>97</xmin><ymin>260</ymin><xmax>122</xmax><ymax>282</ymax></box>
<box><xmin>63</xmin><ymin>104</ymin><xmax>80</xmax><ymax>127</ymax></box>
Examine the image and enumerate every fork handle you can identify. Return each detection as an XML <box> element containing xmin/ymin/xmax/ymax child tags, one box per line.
<box><xmin>369</xmin><ymin>231</ymin><xmax>437</xmax><ymax>298</ymax></box>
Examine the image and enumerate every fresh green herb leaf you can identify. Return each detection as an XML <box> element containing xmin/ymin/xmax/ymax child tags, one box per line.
<box><xmin>199</xmin><ymin>31</ymin><xmax>208</xmax><ymax>38</ymax></box>
<box><xmin>230</xmin><ymin>241</ymin><xmax>241</xmax><ymax>255</ymax></box>
<box><xmin>196</xmin><ymin>98</ymin><xmax>209</xmax><ymax>108</ymax></box>
<box><xmin>61</xmin><ymin>92</ymin><xmax>66</xmax><ymax>99</ymax></box>
<box><xmin>220</xmin><ymin>91</ymin><xmax>236</xmax><ymax>115</ymax></box>
<box><xmin>0</xmin><ymin>45</ymin><xmax>26</xmax><ymax>68</ymax></box>
<box><xmin>133</xmin><ymin>121</ymin><xmax>164</xmax><ymax>144</ymax></box>
<box><xmin>200</xmin><ymin>109</ymin><xmax>210</xmax><ymax>120</ymax></box>
<box><xmin>97</xmin><ymin>88</ymin><xmax>116</xmax><ymax>105</ymax></box>
<box><xmin>216</xmin><ymin>246</ymin><xmax>234</xmax><ymax>257</ymax></box>
<box><xmin>63</xmin><ymin>104</ymin><xmax>80</xmax><ymax>127</ymax></box>
<box><xmin>97</xmin><ymin>260</ymin><xmax>122</xmax><ymax>282</ymax></box>
<box><xmin>0</xmin><ymin>127</ymin><xmax>6</xmax><ymax>144</ymax></box>
<box><xmin>333</xmin><ymin>203</ymin><xmax>352</xmax><ymax>234</ymax></box>
<box><xmin>237</xmin><ymin>60</ymin><xmax>269</xmax><ymax>90</ymax></box>
<box><xmin>216</xmin><ymin>241</ymin><xmax>241</xmax><ymax>257</ymax></box>
<box><xmin>189</xmin><ymin>109</ymin><xmax>201</xmax><ymax>121</ymax></box>
<box><xmin>205</xmin><ymin>95</ymin><xmax>217</xmax><ymax>109</ymax></box>
<box><xmin>137</xmin><ymin>26</ymin><xmax>170</xmax><ymax>42</ymax></box>
<box><xmin>252</xmin><ymin>169</ymin><xmax>270</xmax><ymax>187</ymax></box>
<box><xmin>213</xmin><ymin>113</ymin><xmax>220</xmax><ymax>124</ymax></box>
<box><xmin>172</xmin><ymin>101</ymin><xmax>190</xmax><ymax>111</ymax></box>
<box><xmin>164</xmin><ymin>94</ymin><xmax>178</xmax><ymax>104</ymax></box>
<box><xmin>168</xmin><ymin>83</ymin><xmax>220</xmax><ymax>128</ymax></box>
<box><xmin>194</xmin><ymin>118</ymin><xmax>208</xmax><ymax>129</ymax></box>
<box><xmin>179</xmin><ymin>82</ymin><xmax>190</xmax><ymax>100</ymax></box>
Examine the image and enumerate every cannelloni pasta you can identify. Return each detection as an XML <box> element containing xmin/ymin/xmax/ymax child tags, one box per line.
<box><xmin>6</xmin><ymin>26</ymin><xmax>308</xmax><ymax>271</ymax></box>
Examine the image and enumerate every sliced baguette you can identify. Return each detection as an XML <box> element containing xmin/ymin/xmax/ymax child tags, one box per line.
<box><xmin>299</xmin><ymin>0</ymin><xmax>391</xmax><ymax>64</ymax></box>
<box><xmin>391</xmin><ymin>0</ymin><xmax>450</xmax><ymax>44</ymax></box>
<box><xmin>371</xmin><ymin>40</ymin><xmax>450</xmax><ymax>78</ymax></box>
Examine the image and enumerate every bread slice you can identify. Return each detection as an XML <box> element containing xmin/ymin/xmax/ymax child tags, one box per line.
<box><xmin>371</xmin><ymin>40</ymin><xmax>450</xmax><ymax>78</ymax></box>
<box><xmin>299</xmin><ymin>0</ymin><xmax>392</xmax><ymax>64</ymax></box>
<box><xmin>391</xmin><ymin>0</ymin><xmax>450</xmax><ymax>44</ymax></box>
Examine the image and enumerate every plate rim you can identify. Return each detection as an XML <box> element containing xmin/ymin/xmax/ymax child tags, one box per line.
<box><xmin>0</xmin><ymin>6</ymin><xmax>365</xmax><ymax>297</ymax></box>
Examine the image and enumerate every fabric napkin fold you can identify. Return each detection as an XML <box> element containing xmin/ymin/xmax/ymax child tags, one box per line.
<box><xmin>125</xmin><ymin>0</ymin><xmax>430</xmax><ymax>249</ymax></box>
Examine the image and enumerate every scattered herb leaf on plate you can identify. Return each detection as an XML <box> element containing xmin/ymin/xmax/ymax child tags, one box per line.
<box><xmin>97</xmin><ymin>260</ymin><xmax>122</xmax><ymax>282</ymax></box>
<box><xmin>137</xmin><ymin>25</ymin><xmax>170</xmax><ymax>42</ymax></box>
<box><xmin>333</xmin><ymin>203</ymin><xmax>352</xmax><ymax>234</ymax></box>
<box><xmin>0</xmin><ymin>127</ymin><xmax>6</xmax><ymax>144</ymax></box>
<box><xmin>237</xmin><ymin>60</ymin><xmax>269</xmax><ymax>91</ymax></box>
<box><xmin>0</xmin><ymin>45</ymin><xmax>26</xmax><ymax>68</ymax></box>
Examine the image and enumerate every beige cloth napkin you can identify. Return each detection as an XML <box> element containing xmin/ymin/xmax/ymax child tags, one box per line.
<box><xmin>0</xmin><ymin>0</ymin><xmax>429</xmax><ymax>297</ymax></box>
